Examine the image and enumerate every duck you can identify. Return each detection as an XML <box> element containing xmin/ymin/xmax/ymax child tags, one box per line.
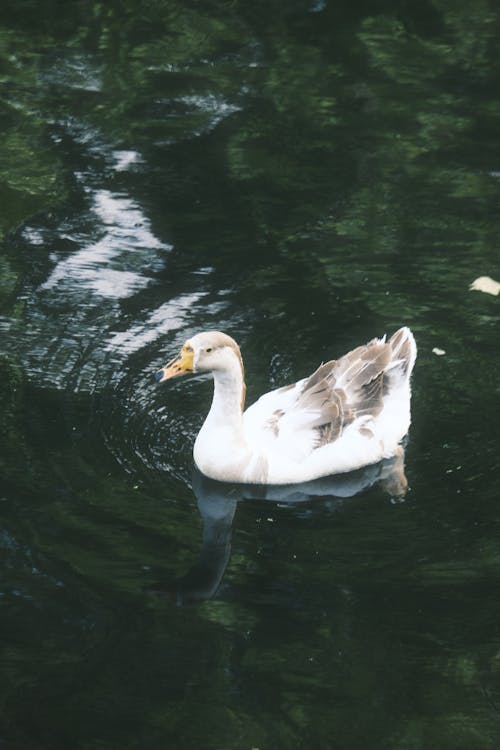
<box><xmin>155</xmin><ymin>328</ymin><xmax>417</xmax><ymax>485</ymax></box>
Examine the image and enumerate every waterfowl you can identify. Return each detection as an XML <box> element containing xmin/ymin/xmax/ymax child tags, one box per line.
<box><xmin>155</xmin><ymin>328</ymin><xmax>416</xmax><ymax>485</ymax></box>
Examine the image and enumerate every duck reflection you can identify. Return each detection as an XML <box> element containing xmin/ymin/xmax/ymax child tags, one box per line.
<box><xmin>159</xmin><ymin>450</ymin><xmax>407</xmax><ymax>605</ymax></box>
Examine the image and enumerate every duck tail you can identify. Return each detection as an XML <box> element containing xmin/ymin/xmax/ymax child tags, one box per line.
<box><xmin>386</xmin><ymin>327</ymin><xmax>417</xmax><ymax>386</ymax></box>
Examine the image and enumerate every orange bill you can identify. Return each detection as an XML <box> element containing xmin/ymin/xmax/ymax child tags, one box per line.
<box><xmin>155</xmin><ymin>344</ymin><xmax>194</xmax><ymax>383</ymax></box>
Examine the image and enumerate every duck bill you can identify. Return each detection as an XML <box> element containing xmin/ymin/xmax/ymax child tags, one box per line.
<box><xmin>155</xmin><ymin>348</ymin><xmax>194</xmax><ymax>383</ymax></box>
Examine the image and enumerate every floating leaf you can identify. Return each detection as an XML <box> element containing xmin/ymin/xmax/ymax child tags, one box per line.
<box><xmin>469</xmin><ymin>276</ymin><xmax>500</xmax><ymax>296</ymax></box>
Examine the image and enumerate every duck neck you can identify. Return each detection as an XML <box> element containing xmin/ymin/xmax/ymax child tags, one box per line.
<box><xmin>207</xmin><ymin>365</ymin><xmax>246</xmax><ymax>431</ymax></box>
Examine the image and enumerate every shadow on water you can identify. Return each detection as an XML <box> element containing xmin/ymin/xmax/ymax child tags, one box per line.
<box><xmin>155</xmin><ymin>454</ymin><xmax>408</xmax><ymax>605</ymax></box>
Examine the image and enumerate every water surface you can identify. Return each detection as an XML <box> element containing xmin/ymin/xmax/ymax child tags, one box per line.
<box><xmin>1</xmin><ymin>2</ymin><xmax>499</xmax><ymax>748</ymax></box>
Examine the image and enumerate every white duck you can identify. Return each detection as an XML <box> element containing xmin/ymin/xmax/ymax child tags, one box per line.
<box><xmin>155</xmin><ymin>328</ymin><xmax>416</xmax><ymax>485</ymax></box>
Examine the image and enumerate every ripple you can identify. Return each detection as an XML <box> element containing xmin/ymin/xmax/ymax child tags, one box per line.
<box><xmin>106</xmin><ymin>293</ymin><xmax>208</xmax><ymax>354</ymax></box>
<box><xmin>40</xmin><ymin>189</ymin><xmax>170</xmax><ymax>300</ymax></box>
<box><xmin>175</xmin><ymin>93</ymin><xmax>241</xmax><ymax>135</ymax></box>
<box><xmin>41</xmin><ymin>52</ymin><xmax>103</xmax><ymax>92</ymax></box>
<box><xmin>102</xmin><ymin>361</ymin><xmax>204</xmax><ymax>484</ymax></box>
<box><xmin>6</xmin><ymin>119</ymin><xmax>238</xmax><ymax>483</ymax></box>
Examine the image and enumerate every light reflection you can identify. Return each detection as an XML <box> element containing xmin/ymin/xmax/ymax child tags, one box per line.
<box><xmin>40</xmin><ymin>190</ymin><xmax>170</xmax><ymax>299</ymax></box>
<box><xmin>176</xmin><ymin>93</ymin><xmax>241</xmax><ymax>135</ymax></box>
<box><xmin>112</xmin><ymin>150</ymin><xmax>142</xmax><ymax>172</ymax></box>
<box><xmin>41</xmin><ymin>53</ymin><xmax>102</xmax><ymax>92</ymax></box>
<box><xmin>106</xmin><ymin>293</ymin><xmax>208</xmax><ymax>353</ymax></box>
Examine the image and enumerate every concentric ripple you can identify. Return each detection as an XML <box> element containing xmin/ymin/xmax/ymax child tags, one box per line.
<box><xmin>6</xmin><ymin>135</ymin><xmax>234</xmax><ymax>485</ymax></box>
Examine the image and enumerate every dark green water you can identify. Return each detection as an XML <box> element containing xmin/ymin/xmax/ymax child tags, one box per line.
<box><xmin>1</xmin><ymin>1</ymin><xmax>500</xmax><ymax>748</ymax></box>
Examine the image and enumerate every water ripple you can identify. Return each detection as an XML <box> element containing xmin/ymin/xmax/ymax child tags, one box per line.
<box><xmin>40</xmin><ymin>189</ymin><xmax>170</xmax><ymax>299</ymax></box>
<box><xmin>106</xmin><ymin>293</ymin><xmax>208</xmax><ymax>354</ymax></box>
<box><xmin>6</xmin><ymin>118</ymin><xmax>237</xmax><ymax>482</ymax></box>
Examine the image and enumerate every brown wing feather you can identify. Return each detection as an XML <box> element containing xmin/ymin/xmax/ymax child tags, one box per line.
<box><xmin>340</xmin><ymin>344</ymin><xmax>392</xmax><ymax>419</ymax></box>
<box><xmin>295</xmin><ymin>340</ymin><xmax>393</xmax><ymax>448</ymax></box>
<box><xmin>388</xmin><ymin>328</ymin><xmax>414</xmax><ymax>377</ymax></box>
<box><xmin>265</xmin><ymin>332</ymin><xmax>412</xmax><ymax>449</ymax></box>
<box><xmin>293</xmin><ymin>363</ymin><xmax>347</xmax><ymax>447</ymax></box>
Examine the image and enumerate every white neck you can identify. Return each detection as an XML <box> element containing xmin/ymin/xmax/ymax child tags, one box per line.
<box><xmin>193</xmin><ymin>348</ymin><xmax>250</xmax><ymax>481</ymax></box>
<box><xmin>206</xmin><ymin>361</ymin><xmax>245</xmax><ymax>430</ymax></box>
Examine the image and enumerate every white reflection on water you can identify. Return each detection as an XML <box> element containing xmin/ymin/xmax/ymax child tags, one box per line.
<box><xmin>112</xmin><ymin>150</ymin><xmax>143</xmax><ymax>172</ymax></box>
<box><xmin>41</xmin><ymin>53</ymin><xmax>102</xmax><ymax>92</ymax></box>
<box><xmin>40</xmin><ymin>190</ymin><xmax>170</xmax><ymax>299</ymax></box>
<box><xmin>12</xmin><ymin>182</ymin><xmax>180</xmax><ymax>392</ymax></box>
<box><xmin>106</xmin><ymin>293</ymin><xmax>208</xmax><ymax>354</ymax></box>
<box><xmin>21</xmin><ymin>228</ymin><xmax>45</xmax><ymax>246</ymax></box>
<box><xmin>176</xmin><ymin>93</ymin><xmax>241</xmax><ymax>135</ymax></box>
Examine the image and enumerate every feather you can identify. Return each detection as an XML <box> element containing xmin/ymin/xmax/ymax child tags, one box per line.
<box><xmin>158</xmin><ymin>327</ymin><xmax>417</xmax><ymax>484</ymax></box>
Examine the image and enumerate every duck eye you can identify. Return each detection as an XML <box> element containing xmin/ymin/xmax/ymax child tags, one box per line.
<box><xmin>205</xmin><ymin>347</ymin><xmax>213</xmax><ymax>353</ymax></box>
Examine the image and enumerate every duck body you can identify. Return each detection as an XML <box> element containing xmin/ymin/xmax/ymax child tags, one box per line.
<box><xmin>156</xmin><ymin>328</ymin><xmax>417</xmax><ymax>485</ymax></box>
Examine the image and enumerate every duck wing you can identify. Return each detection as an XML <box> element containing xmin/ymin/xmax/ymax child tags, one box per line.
<box><xmin>244</xmin><ymin>328</ymin><xmax>415</xmax><ymax>450</ymax></box>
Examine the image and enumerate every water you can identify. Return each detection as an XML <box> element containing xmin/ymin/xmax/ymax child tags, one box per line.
<box><xmin>1</xmin><ymin>2</ymin><xmax>499</xmax><ymax>748</ymax></box>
